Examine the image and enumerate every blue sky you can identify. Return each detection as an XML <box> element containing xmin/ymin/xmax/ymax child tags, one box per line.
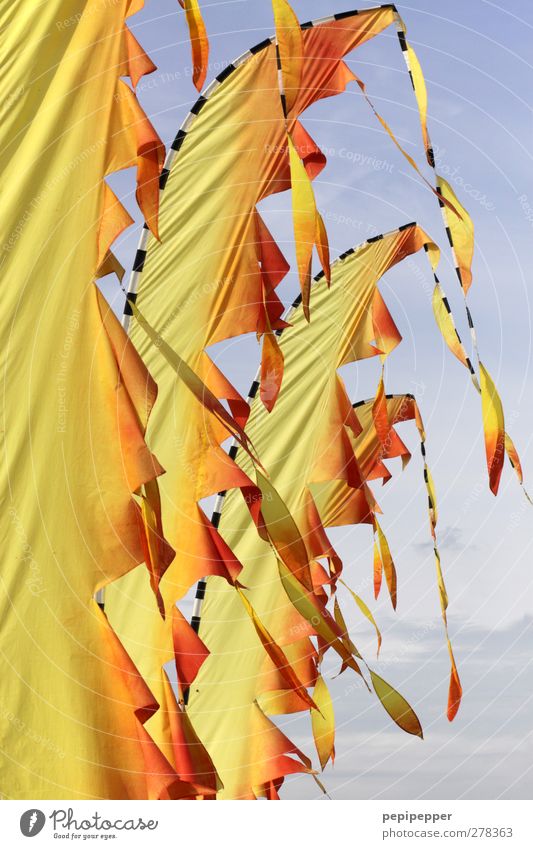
<box><xmin>102</xmin><ymin>1</ymin><xmax>533</xmax><ymax>799</ymax></box>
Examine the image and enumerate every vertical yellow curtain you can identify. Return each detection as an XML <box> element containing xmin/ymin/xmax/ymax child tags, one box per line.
<box><xmin>0</xmin><ymin>0</ymin><xmax>202</xmax><ymax>799</ymax></box>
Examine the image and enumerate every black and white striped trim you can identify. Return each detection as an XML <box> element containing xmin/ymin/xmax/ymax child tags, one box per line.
<box><xmin>120</xmin><ymin>6</ymin><xmax>398</xmax><ymax>332</ymax></box>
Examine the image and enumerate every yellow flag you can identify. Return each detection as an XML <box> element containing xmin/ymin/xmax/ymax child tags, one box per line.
<box><xmin>0</xmin><ymin>0</ymin><xmax>197</xmax><ymax>799</ymax></box>
<box><xmin>188</xmin><ymin>225</ymin><xmax>432</xmax><ymax>798</ymax></box>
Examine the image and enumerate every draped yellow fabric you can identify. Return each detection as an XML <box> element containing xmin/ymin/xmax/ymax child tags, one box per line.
<box><xmin>105</xmin><ymin>6</ymin><xmax>398</xmax><ymax>786</ymax></box>
<box><xmin>0</xmin><ymin>0</ymin><xmax>207</xmax><ymax>799</ymax></box>
<box><xmin>188</xmin><ymin>225</ymin><xmax>435</xmax><ymax>799</ymax></box>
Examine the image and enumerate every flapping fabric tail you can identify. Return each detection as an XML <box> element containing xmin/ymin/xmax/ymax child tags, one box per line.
<box><xmin>177</xmin><ymin>0</ymin><xmax>210</xmax><ymax>91</ymax></box>
<box><xmin>184</xmin><ymin>6</ymin><xmax>523</xmax><ymax>794</ymax></box>
<box><xmin>272</xmin><ymin>0</ymin><xmax>303</xmax><ymax>115</ymax></box>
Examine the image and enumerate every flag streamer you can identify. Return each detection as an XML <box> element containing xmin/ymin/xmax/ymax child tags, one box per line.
<box><xmin>178</xmin><ymin>0</ymin><xmax>210</xmax><ymax>91</ymax></box>
<box><xmin>388</xmin><ymin>8</ymin><xmax>526</xmax><ymax>497</ymax></box>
